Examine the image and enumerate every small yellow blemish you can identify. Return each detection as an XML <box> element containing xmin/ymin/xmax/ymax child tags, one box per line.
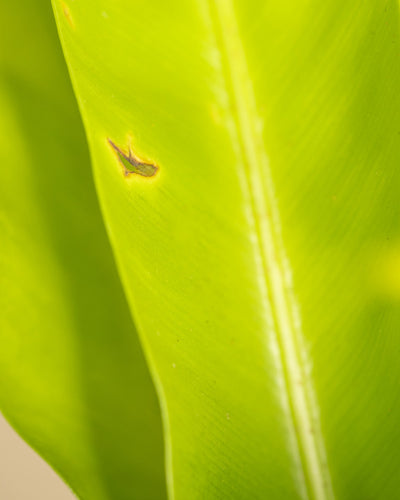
<box><xmin>210</xmin><ymin>103</ymin><xmax>224</xmax><ymax>125</ymax></box>
<box><xmin>61</xmin><ymin>2</ymin><xmax>74</xmax><ymax>28</ymax></box>
<box><xmin>371</xmin><ymin>243</ymin><xmax>400</xmax><ymax>300</ymax></box>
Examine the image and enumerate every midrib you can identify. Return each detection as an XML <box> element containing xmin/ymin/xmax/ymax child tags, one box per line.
<box><xmin>208</xmin><ymin>1</ymin><xmax>334</xmax><ymax>498</ymax></box>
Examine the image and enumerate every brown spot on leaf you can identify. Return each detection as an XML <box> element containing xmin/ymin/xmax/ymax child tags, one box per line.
<box><xmin>108</xmin><ymin>138</ymin><xmax>158</xmax><ymax>178</ymax></box>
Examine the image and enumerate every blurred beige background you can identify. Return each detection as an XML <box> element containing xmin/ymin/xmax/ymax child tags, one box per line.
<box><xmin>0</xmin><ymin>414</ymin><xmax>75</xmax><ymax>499</ymax></box>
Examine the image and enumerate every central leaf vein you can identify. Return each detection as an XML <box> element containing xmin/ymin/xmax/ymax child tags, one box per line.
<box><xmin>205</xmin><ymin>1</ymin><xmax>335</xmax><ymax>499</ymax></box>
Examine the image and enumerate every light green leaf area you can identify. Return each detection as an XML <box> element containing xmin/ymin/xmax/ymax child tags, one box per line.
<box><xmin>0</xmin><ymin>2</ymin><xmax>166</xmax><ymax>500</ymax></box>
<box><xmin>54</xmin><ymin>1</ymin><xmax>400</xmax><ymax>499</ymax></box>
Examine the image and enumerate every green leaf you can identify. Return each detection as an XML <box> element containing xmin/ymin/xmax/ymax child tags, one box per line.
<box><xmin>0</xmin><ymin>2</ymin><xmax>166</xmax><ymax>499</ymax></box>
<box><xmin>54</xmin><ymin>0</ymin><xmax>400</xmax><ymax>499</ymax></box>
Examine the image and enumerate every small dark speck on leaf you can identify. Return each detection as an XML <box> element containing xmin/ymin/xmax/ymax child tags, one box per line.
<box><xmin>108</xmin><ymin>138</ymin><xmax>158</xmax><ymax>178</ymax></box>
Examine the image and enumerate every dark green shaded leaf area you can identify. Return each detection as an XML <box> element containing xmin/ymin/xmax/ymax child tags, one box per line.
<box><xmin>0</xmin><ymin>1</ymin><xmax>166</xmax><ymax>499</ymax></box>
